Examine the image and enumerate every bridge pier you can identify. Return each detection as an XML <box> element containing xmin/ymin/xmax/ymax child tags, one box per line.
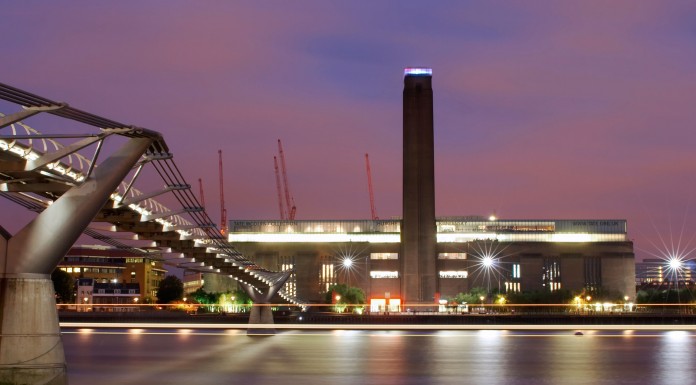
<box><xmin>0</xmin><ymin>274</ymin><xmax>67</xmax><ymax>385</ymax></box>
<box><xmin>0</xmin><ymin>137</ymin><xmax>153</xmax><ymax>384</ymax></box>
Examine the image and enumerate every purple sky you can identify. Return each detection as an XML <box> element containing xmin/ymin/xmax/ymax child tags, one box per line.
<box><xmin>3</xmin><ymin>1</ymin><xmax>696</xmax><ymax>261</ymax></box>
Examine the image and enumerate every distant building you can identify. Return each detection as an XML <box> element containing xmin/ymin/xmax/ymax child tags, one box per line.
<box><xmin>227</xmin><ymin>68</ymin><xmax>635</xmax><ymax>308</ymax></box>
<box><xmin>229</xmin><ymin>218</ymin><xmax>636</xmax><ymax>307</ymax></box>
<box><xmin>122</xmin><ymin>255</ymin><xmax>167</xmax><ymax>303</ymax></box>
<box><xmin>183</xmin><ymin>270</ymin><xmax>204</xmax><ymax>294</ymax></box>
<box><xmin>59</xmin><ymin>245</ymin><xmax>125</xmax><ymax>284</ymax></box>
<box><xmin>59</xmin><ymin>245</ymin><xmax>167</xmax><ymax>303</ymax></box>
<box><xmin>76</xmin><ymin>278</ymin><xmax>140</xmax><ymax>312</ymax></box>
<box><xmin>636</xmin><ymin>258</ymin><xmax>695</xmax><ymax>286</ymax></box>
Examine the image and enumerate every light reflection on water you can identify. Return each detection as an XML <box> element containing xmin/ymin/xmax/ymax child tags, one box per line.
<box><xmin>657</xmin><ymin>331</ymin><xmax>693</xmax><ymax>384</ymax></box>
<box><xmin>63</xmin><ymin>328</ymin><xmax>696</xmax><ymax>385</ymax></box>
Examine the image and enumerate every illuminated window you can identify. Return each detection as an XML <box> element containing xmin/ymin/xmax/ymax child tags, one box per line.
<box><xmin>281</xmin><ymin>258</ymin><xmax>296</xmax><ymax>298</ymax></box>
<box><xmin>584</xmin><ymin>257</ymin><xmax>601</xmax><ymax>291</ymax></box>
<box><xmin>542</xmin><ymin>257</ymin><xmax>561</xmax><ymax>291</ymax></box>
<box><xmin>505</xmin><ymin>282</ymin><xmax>521</xmax><ymax>293</ymax></box>
<box><xmin>439</xmin><ymin>271</ymin><xmax>468</xmax><ymax>279</ymax></box>
<box><xmin>370</xmin><ymin>298</ymin><xmax>401</xmax><ymax>312</ymax></box>
<box><xmin>319</xmin><ymin>256</ymin><xmax>335</xmax><ymax>292</ymax></box>
<box><xmin>438</xmin><ymin>253</ymin><xmax>467</xmax><ymax>260</ymax></box>
<box><xmin>512</xmin><ymin>264</ymin><xmax>521</xmax><ymax>279</ymax></box>
<box><xmin>370</xmin><ymin>253</ymin><xmax>398</xmax><ymax>260</ymax></box>
<box><xmin>370</xmin><ymin>271</ymin><xmax>398</xmax><ymax>279</ymax></box>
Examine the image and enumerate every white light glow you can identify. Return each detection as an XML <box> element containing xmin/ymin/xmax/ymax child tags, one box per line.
<box><xmin>551</xmin><ymin>233</ymin><xmax>593</xmax><ymax>243</ymax></box>
<box><xmin>404</xmin><ymin>67</ymin><xmax>432</xmax><ymax>76</ymax></box>
<box><xmin>482</xmin><ymin>256</ymin><xmax>494</xmax><ymax>268</ymax></box>
<box><xmin>370</xmin><ymin>271</ymin><xmax>399</xmax><ymax>279</ymax></box>
<box><xmin>668</xmin><ymin>257</ymin><xmax>682</xmax><ymax>270</ymax></box>
<box><xmin>229</xmin><ymin>233</ymin><xmax>400</xmax><ymax>243</ymax></box>
<box><xmin>439</xmin><ymin>271</ymin><xmax>468</xmax><ymax>279</ymax></box>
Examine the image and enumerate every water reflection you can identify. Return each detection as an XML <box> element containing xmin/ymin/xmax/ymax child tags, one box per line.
<box><xmin>657</xmin><ymin>331</ymin><xmax>693</xmax><ymax>385</ymax></box>
<box><xmin>62</xmin><ymin>329</ymin><xmax>696</xmax><ymax>385</ymax></box>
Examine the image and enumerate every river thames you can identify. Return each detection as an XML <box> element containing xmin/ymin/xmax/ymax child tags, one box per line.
<box><xmin>63</xmin><ymin>327</ymin><xmax>694</xmax><ymax>385</ymax></box>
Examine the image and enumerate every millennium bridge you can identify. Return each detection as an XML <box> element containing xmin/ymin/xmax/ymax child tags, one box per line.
<box><xmin>0</xmin><ymin>83</ymin><xmax>300</xmax><ymax>384</ymax></box>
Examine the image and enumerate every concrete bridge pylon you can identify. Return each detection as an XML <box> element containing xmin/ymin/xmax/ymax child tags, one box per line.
<box><xmin>0</xmin><ymin>137</ymin><xmax>153</xmax><ymax>385</ymax></box>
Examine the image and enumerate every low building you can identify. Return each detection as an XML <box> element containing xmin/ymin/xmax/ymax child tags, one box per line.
<box><xmin>76</xmin><ymin>278</ymin><xmax>140</xmax><ymax>312</ymax></box>
<box><xmin>636</xmin><ymin>258</ymin><xmax>695</xmax><ymax>287</ymax></box>
<box><xmin>59</xmin><ymin>245</ymin><xmax>126</xmax><ymax>284</ymax></box>
<box><xmin>183</xmin><ymin>270</ymin><xmax>204</xmax><ymax>294</ymax></box>
<box><xmin>59</xmin><ymin>245</ymin><xmax>167</xmax><ymax>303</ymax></box>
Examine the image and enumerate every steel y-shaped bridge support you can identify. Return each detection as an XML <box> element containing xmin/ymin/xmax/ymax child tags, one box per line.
<box><xmin>239</xmin><ymin>269</ymin><xmax>292</xmax><ymax>334</ymax></box>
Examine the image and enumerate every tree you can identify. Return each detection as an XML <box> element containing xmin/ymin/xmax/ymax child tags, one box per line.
<box><xmin>51</xmin><ymin>268</ymin><xmax>75</xmax><ymax>304</ymax></box>
<box><xmin>324</xmin><ymin>283</ymin><xmax>365</xmax><ymax>313</ymax></box>
<box><xmin>190</xmin><ymin>288</ymin><xmax>220</xmax><ymax>305</ymax></box>
<box><xmin>453</xmin><ymin>287</ymin><xmax>488</xmax><ymax>305</ymax></box>
<box><xmin>323</xmin><ymin>283</ymin><xmax>366</xmax><ymax>312</ymax></box>
<box><xmin>230</xmin><ymin>288</ymin><xmax>252</xmax><ymax>305</ymax></box>
<box><xmin>156</xmin><ymin>275</ymin><xmax>184</xmax><ymax>304</ymax></box>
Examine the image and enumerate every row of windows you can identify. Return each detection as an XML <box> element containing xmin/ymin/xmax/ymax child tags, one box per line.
<box><xmin>319</xmin><ymin>258</ymin><xmax>335</xmax><ymax>293</ymax></box>
<box><xmin>438</xmin><ymin>253</ymin><xmax>467</xmax><ymax>260</ymax></box>
<box><xmin>368</xmin><ymin>253</ymin><xmax>468</xmax><ymax>260</ymax></box>
<box><xmin>303</xmin><ymin>259</ymin><xmax>602</xmax><ymax>293</ymax></box>
<box><xmin>61</xmin><ymin>267</ymin><xmax>120</xmax><ymax>274</ymax></box>
<box><xmin>232</xmin><ymin>232</ymin><xmax>628</xmax><ymax>243</ymax></box>
<box><xmin>542</xmin><ymin>258</ymin><xmax>561</xmax><ymax>290</ymax></box>
<box><xmin>65</xmin><ymin>256</ymin><xmax>122</xmax><ymax>263</ymax></box>
<box><xmin>439</xmin><ymin>271</ymin><xmax>468</xmax><ymax>278</ymax></box>
<box><xmin>370</xmin><ymin>271</ymin><xmax>398</xmax><ymax>279</ymax></box>
<box><xmin>371</xmin><ymin>253</ymin><xmax>398</xmax><ymax>260</ymax></box>
<box><xmin>95</xmin><ymin>289</ymin><xmax>137</xmax><ymax>294</ymax></box>
<box><xmin>280</xmin><ymin>256</ymin><xmax>297</xmax><ymax>298</ymax></box>
<box><xmin>230</xmin><ymin>219</ymin><xmax>626</xmax><ymax>235</ymax></box>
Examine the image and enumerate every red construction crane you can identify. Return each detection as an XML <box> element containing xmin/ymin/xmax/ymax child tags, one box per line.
<box><xmin>365</xmin><ymin>153</ymin><xmax>379</xmax><ymax>220</ymax></box>
<box><xmin>277</xmin><ymin>139</ymin><xmax>297</xmax><ymax>220</ymax></box>
<box><xmin>273</xmin><ymin>156</ymin><xmax>286</xmax><ymax>220</ymax></box>
<box><xmin>218</xmin><ymin>149</ymin><xmax>228</xmax><ymax>235</ymax></box>
<box><xmin>198</xmin><ymin>178</ymin><xmax>205</xmax><ymax>210</ymax></box>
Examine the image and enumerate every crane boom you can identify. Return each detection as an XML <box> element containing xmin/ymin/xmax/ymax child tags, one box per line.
<box><xmin>277</xmin><ymin>139</ymin><xmax>297</xmax><ymax>220</ymax></box>
<box><xmin>218</xmin><ymin>150</ymin><xmax>228</xmax><ymax>235</ymax></box>
<box><xmin>198</xmin><ymin>178</ymin><xmax>205</xmax><ymax>210</ymax></box>
<box><xmin>274</xmin><ymin>156</ymin><xmax>286</xmax><ymax>220</ymax></box>
<box><xmin>365</xmin><ymin>153</ymin><xmax>378</xmax><ymax>220</ymax></box>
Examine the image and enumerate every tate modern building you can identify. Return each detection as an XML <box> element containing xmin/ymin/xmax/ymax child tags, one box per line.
<box><xmin>227</xmin><ymin>69</ymin><xmax>636</xmax><ymax>308</ymax></box>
